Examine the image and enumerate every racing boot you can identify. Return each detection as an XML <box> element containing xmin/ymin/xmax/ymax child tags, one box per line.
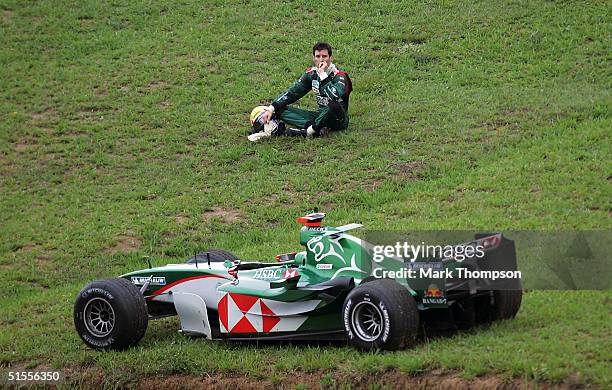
<box><xmin>305</xmin><ymin>125</ymin><xmax>330</xmax><ymax>138</ymax></box>
<box><xmin>283</xmin><ymin>127</ymin><xmax>308</xmax><ymax>137</ymax></box>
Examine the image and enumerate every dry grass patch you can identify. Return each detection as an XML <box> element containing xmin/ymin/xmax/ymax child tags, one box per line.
<box><xmin>94</xmin><ymin>87</ymin><xmax>109</xmax><ymax>97</ymax></box>
<box><xmin>104</xmin><ymin>235</ymin><xmax>141</xmax><ymax>255</ymax></box>
<box><xmin>2</xmin><ymin>9</ymin><xmax>13</xmax><ymax>23</ymax></box>
<box><xmin>394</xmin><ymin>160</ymin><xmax>425</xmax><ymax>180</ymax></box>
<box><xmin>30</xmin><ymin>108</ymin><xmax>57</xmax><ymax>122</ymax></box>
<box><xmin>35</xmin><ymin>254</ymin><xmax>53</xmax><ymax>265</ymax></box>
<box><xmin>15</xmin><ymin>243</ymin><xmax>37</xmax><ymax>253</ymax></box>
<box><xmin>146</xmin><ymin>80</ymin><xmax>168</xmax><ymax>90</ymax></box>
<box><xmin>14</xmin><ymin>141</ymin><xmax>36</xmax><ymax>152</ymax></box>
<box><xmin>202</xmin><ymin>207</ymin><xmax>243</xmax><ymax>223</ymax></box>
<box><xmin>174</xmin><ymin>214</ymin><xmax>190</xmax><ymax>224</ymax></box>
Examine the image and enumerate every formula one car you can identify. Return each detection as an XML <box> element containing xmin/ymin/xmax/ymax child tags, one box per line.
<box><xmin>74</xmin><ymin>213</ymin><xmax>522</xmax><ymax>351</ymax></box>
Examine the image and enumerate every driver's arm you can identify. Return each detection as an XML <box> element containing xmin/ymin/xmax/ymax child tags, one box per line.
<box><xmin>270</xmin><ymin>69</ymin><xmax>314</xmax><ymax>112</ymax></box>
<box><xmin>318</xmin><ymin>72</ymin><xmax>350</xmax><ymax>102</ymax></box>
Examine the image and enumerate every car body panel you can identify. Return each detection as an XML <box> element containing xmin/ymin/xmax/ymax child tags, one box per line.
<box><xmin>117</xmin><ymin>215</ymin><xmax>518</xmax><ymax>339</ymax></box>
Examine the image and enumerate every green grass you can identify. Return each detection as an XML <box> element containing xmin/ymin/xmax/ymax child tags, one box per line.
<box><xmin>0</xmin><ymin>0</ymin><xmax>610</xmax><ymax>387</ymax></box>
<box><xmin>0</xmin><ymin>289</ymin><xmax>610</xmax><ymax>387</ymax></box>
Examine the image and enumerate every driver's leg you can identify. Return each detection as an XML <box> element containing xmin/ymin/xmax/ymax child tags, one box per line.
<box><xmin>313</xmin><ymin>101</ymin><xmax>349</xmax><ymax>133</ymax></box>
<box><xmin>277</xmin><ymin>106</ymin><xmax>317</xmax><ymax>130</ymax></box>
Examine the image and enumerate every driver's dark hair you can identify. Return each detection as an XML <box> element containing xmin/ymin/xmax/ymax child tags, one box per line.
<box><xmin>313</xmin><ymin>42</ymin><xmax>332</xmax><ymax>56</ymax></box>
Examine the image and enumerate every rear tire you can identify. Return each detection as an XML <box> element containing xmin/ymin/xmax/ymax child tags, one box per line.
<box><xmin>473</xmin><ymin>287</ymin><xmax>523</xmax><ymax>324</ymax></box>
<box><xmin>343</xmin><ymin>279</ymin><xmax>419</xmax><ymax>351</ymax></box>
<box><xmin>451</xmin><ymin>298</ymin><xmax>476</xmax><ymax>330</ymax></box>
<box><xmin>74</xmin><ymin>278</ymin><xmax>148</xmax><ymax>350</ymax></box>
<box><xmin>186</xmin><ymin>249</ymin><xmax>239</xmax><ymax>264</ymax></box>
<box><xmin>492</xmin><ymin>289</ymin><xmax>522</xmax><ymax>320</ymax></box>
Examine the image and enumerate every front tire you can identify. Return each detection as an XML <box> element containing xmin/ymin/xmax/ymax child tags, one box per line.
<box><xmin>343</xmin><ymin>279</ymin><xmax>419</xmax><ymax>351</ymax></box>
<box><xmin>74</xmin><ymin>278</ymin><xmax>148</xmax><ymax>350</ymax></box>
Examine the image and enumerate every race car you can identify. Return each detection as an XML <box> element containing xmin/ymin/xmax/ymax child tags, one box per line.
<box><xmin>74</xmin><ymin>213</ymin><xmax>522</xmax><ymax>351</ymax></box>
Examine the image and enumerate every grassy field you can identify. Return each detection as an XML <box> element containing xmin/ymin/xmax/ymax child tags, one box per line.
<box><xmin>0</xmin><ymin>0</ymin><xmax>610</xmax><ymax>388</ymax></box>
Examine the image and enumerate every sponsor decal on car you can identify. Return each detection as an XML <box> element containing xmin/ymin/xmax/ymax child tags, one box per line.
<box><xmin>422</xmin><ymin>284</ymin><xmax>447</xmax><ymax>304</ymax></box>
<box><xmin>316</xmin><ymin>263</ymin><xmax>333</xmax><ymax>270</ymax></box>
<box><xmin>282</xmin><ymin>269</ymin><xmax>299</xmax><ymax>279</ymax></box>
<box><xmin>343</xmin><ymin>298</ymin><xmax>353</xmax><ymax>339</ymax></box>
<box><xmin>407</xmin><ymin>261</ymin><xmax>443</xmax><ymax>270</ymax></box>
<box><xmin>253</xmin><ymin>268</ymin><xmax>283</xmax><ymax>280</ymax></box>
<box><xmin>81</xmin><ymin>288</ymin><xmax>114</xmax><ymax>299</ymax></box>
<box><xmin>217</xmin><ymin>293</ymin><xmax>320</xmax><ymax>334</ymax></box>
<box><xmin>131</xmin><ymin>276</ymin><xmax>166</xmax><ymax>286</ymax></box>
<box><xmin>379</xmin><ymin>301</ymin><xmax>390</xmax><ymax>342</ymax></box>
<box><xmin>307</xmin><ymin>226</ymin><xmax>327</xmax><ymax>232</ymax></box>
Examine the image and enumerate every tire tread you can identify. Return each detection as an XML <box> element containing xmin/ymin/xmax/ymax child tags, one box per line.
<box><xmin>343</xmin><ymin>279</ymin><xmax>419</xmax><ymax>351</ymax></box>
<box><xmin>74</xmin><ymin>277</ymin><xmax>148</xmax><ymax>350</ymax></box>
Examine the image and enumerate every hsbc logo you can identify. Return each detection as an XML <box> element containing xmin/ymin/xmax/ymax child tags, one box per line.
<box><xmin>254</xmin><ymin>269</ymin><xmax>282</xmax><ymax>280</ymax></box>
<box><xmin>253</xmin><ymin>268</ymin><xmax>300</xmax><ymax>280</ymax></box>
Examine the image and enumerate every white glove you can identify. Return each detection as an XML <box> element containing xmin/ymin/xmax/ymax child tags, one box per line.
<box><xmin>317</xmin><ymin>63</ymin><xmax>337</xmax><ymax>81</ymax></box>
<box><xmin>247</xmin><ymin>121</ymin><xmax>278</xmax><ymax>142</ymax></box>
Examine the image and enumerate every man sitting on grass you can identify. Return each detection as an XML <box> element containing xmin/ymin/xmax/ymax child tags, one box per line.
<box><xmin>248</xmin><ymin>42</ymin><xmax>352</xmax><ymax>141</ymax></box>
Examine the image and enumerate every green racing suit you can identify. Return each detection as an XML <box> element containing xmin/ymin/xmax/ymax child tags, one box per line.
<box><xmin>271</xmin><ymin>65</ymin><xmax>352</xmax><ymax>133</ymax></box>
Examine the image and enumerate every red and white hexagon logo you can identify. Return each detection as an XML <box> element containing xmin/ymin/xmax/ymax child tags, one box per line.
<box><xmin>217</xmin><ymin>292</ymin><xmax>321</xmax><ymax>334</ymax></box>
<box><xmin>217</xmin><ymin>293</ymin><xmax>280</xmax><ymax>333</ymax></box>
<box><xmin>282</xmin><ymin>269</ymin><xmax>299</xmax><ymax>279</ymax></box>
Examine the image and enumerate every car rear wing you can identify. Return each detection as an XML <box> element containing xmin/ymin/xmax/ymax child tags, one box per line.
<box><xmin>445</xmin><ymin>234</ymin><xmax>521</xmax><ymax>294</ymax></box>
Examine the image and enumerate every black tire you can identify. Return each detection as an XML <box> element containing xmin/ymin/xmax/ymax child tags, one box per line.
<box><xmin>74</xmin><ymin>278</ymin><xmax>148</xmax><ymax>350</ymax></box>
<box><xmin>186</xmin><ymin>249</ymin><xmax>239</xmax><ymax>264</ymax></box>
<box><xmin>451</xmin><ymin>298</ymin><xmax>477</xmax><ymax>330</ymax></box>
<box><xmin>492</xmin><ymin>289</ymin><xmax>522</xmax><ymax>320</ymax></box>
<box><xmin>473</xmin><ymin>288</ymin><xmax>523</xmax><ymax>324</ymax></box>
<box><xmin>343</xmin><ymin>279</ymin><xmax>419</xmax><ymax>351</ymax></box>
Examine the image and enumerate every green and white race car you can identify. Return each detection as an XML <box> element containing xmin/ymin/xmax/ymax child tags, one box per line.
<box><xmin>74</xmin><ymin>213</ymin><xmax>522</xmax><ymax>351</ymax></box>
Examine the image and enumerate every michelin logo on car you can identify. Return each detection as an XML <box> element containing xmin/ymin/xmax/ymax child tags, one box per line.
<box><xmin>131</xmin><ymin>276</ymin><xmax>166</xmax><ymax>286</ymax></box>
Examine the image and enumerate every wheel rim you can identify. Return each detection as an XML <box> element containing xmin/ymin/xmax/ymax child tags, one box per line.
<box><xmin>83</xmin><ymin>297</ymin><xmax>115</xmax><ymax>337</ymax></box>
<box><xmin>351</xmin><ymin>301</ymin><xmax>383</xmax><ymax>342</ymax></box>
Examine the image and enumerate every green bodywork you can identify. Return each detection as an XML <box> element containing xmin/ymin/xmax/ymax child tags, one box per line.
<box><xmin>119</xmin><ymin>219</ymin><xmax>515</xmax><ymax>336</ymax></box>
